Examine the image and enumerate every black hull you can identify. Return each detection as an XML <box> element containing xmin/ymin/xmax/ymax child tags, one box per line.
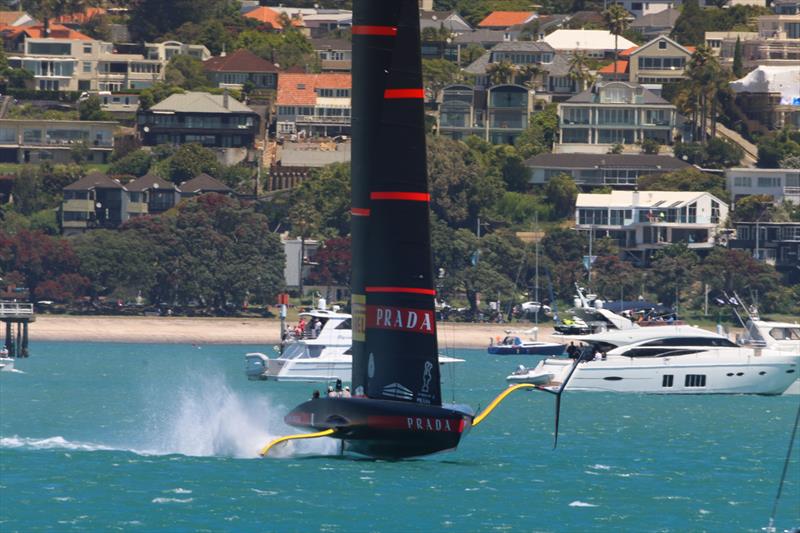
<box><xmin>286</xmin><ymin>397</ymin><xmax>474</xmax><ymax>459</ymax></box>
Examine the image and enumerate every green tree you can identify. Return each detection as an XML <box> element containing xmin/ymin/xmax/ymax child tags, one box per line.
<box><xmin>128</xmin><ymin>0</ymin><xmax>240</xmax><ymax>42</ymax></box>
<box><xmin>428</xmin><ymin>135</ymin><xmax>504</xmax><ymax>228</ymax></box>
<box><xmin>568</xmin><ymin>52</ymin><xmax>594</xmax><ymax>91</ymax></box>
<box><xmin>78</xmin><ymin>94</ymin><xmax>111</xmax><ymax>121</ymax></box>
<box><xmin>164</xmin><ymin>55</ymin><xmax>210</xmax><ymax>90</ymax></box>
<box><xmin>109</xmin><ymin>149</ymin><xmax>153</xmax><ymax>177</ymax></box>
<box><xmin>543</xmin><ymin>173</ymin><xmax>578</xmax><ymax>220</ymax></box>
<box><xmin>423</xmin><ymin>58</ymin><xmax>462</xmax><ymax>104</ymax></box>
<box><xmin>673</xmin><ymin>139</ymin><xmax>743</xmax><ymax>169</ymax></box>
<box><xmin>166</xmin><ymin>144</ymin><xmax>221</xmax><ymax>184</ymax></box>
<box><xmin>592</xmin><ymin>255</ymin><xmax>641</xmax><ymax>301</ymax></box>
<box><xmin>289</xmin><ymin>162</ymin><xmax>351</xmax><ymax>238</ymax></box>
<box><xmin>648</xmin><ymin>243</ymin><xmax>699</xmax><ymax>307</ymax></box>
<box><xmin>515</xmin><ymin>103</ymin><xmax>558</xmax><ymax>158</ymax></box>
<box><xmin>487</xmin><ymin>60</ymin><xmax>516</xmax><ymax>85</ymax></box>
<box><xmin>24</xmin><ymin>0</ymin><xmax>89</xmax><ymax>36</ymax></box>
<box><xmin>732</xmin><ymin>37</ymin><xmax>744</xmax><ymax>78</ymax></box>
<box><xmin>731</xmin><ymin>195</ymin><xmax>773</xmax><ymax>222</ymax></box>
<box><xmin>138</xmin><ymin>83</ymin><xmax>184</xmax><ymax>111</ymax></box>
<box><xmin>603</xmin><ymin>4</ymin><xmax>630</xmax><ymax>76</ymax></box>
<box><xmin>671</xmin><ymin>0</ymin><xmax>706</xmax><ymax>46</ymax></box>
<box><xmin>697</xmin><ymin>248</ymin><xmax>780</xmax><ymax>309</ymax></box>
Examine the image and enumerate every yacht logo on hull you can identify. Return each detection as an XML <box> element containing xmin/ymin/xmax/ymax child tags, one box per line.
<box><xmin>382</xmin><ymin>382</ymin><xmax>414</xmax><ymax>400</ymax></box>
<box><xmin>366</xmin><ymin>305</ymin><xmax>435</xmax><ymax>335</ymax></box>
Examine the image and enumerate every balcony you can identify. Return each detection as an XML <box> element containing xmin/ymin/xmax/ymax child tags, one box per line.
<box><xmin>295</xmin><ymin>115</ymin><xmax>351</xmax><ymax>125</ymax></box>
<box><xmin>62</xmin><ymin>199</ymin><xmax>94</xmax><ymax>212</ymax></box>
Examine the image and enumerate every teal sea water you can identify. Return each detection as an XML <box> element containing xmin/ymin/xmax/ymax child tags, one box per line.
<box><xmin>1</xmin><ymin>341</ymin><xmax>798</xmax><ymax>532</ymax></box>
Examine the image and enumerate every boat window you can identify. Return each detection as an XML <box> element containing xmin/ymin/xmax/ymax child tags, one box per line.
<box><xmin>770</xmin><ymin>327</ymin><xmax>800</xmax><ymax>341</ymax></box>
<box><xmin>641</xmin><ymin>337</ymin><xmax>737</xmax><ymax>348</ymax></box>
<box><xmin>621</xmin><ymin>348</ymin><xmax>701</xmax><ymax>358</ymax></box>
<box><xmin>662</xmin><ymin>375</ymin><xmax>674</xmax><ymax>387</ymax></box>
<box><xmin>282</xmin><ymin>344</ymin><xmax>305</xmax><ymax>359</ymax></box>
<box><xmin>685</xmin><ymin>374</ymin><xmax>706</xmax><ymax>387</ymax></box>
<box><xmin>336</xmin><ymin>318</ymin><xmax>351</xmax><ymax>330</ymax></box>
<box><xmin>301</xmin><ymin>346</ymin><xmax>324</xmax><ymax>359</ymax></box>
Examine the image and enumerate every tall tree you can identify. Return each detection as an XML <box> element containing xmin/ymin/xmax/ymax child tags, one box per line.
<box><xmin>671</xmin><ymin>0</ymin><xmax>706</xmax><ymax>46</ymax></box>
<box><xmin>568</xmin><ymin>52</ymin><xmax>594</xmax><ymax>92</ymax></box>
<box><xmin>486</xmin><ymin>60</ymin><xmax>516</xmax><ymax>85</ymax></box>
<box><xmin>732</xmin><ymin>37</ymin><xmax>744</xmax><ymax>78</ymax></box>
<box><xmin>603</xmin><ymin>4</ymin><xmax>630</xmax><ymax>76</ymax></box>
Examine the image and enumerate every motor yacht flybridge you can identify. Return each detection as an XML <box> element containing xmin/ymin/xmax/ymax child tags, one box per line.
<box><xmin>259</xmin><ymin>0</ymin><xmax>571</xmax><ymax>459</ymax></box>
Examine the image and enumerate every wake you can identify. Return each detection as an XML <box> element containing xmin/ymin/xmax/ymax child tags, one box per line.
<box><xmin>1</xmin><ymin>374</ymin><xmax>338</xmax><ymax>459</ymax></box>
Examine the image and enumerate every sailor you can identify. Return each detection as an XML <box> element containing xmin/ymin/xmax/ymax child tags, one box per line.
<box><xmin>342</xmin><ymin>386</ymin><xmax>351</xmax><ymax>398</ymax></box>
<box><xmin>566</xmin><ymin>342</ymin><xmax>579</xmax><ymax>359</ymax></box>
<box><xmin>335</xmin><ymin>379</ymin><xmax>343</xmax><ymax>397</ymax></box>
<box><xmin>327</xmin><ymin>385</ymin><xmax>336</xmax><ymax>397</ymax></box>
<box><xmin>313</xmin><ymin>318</ymin><xmax>322</xmax><ymax>338</ymax></box>
<box><xmin>312</xmin><ymin>390</ymin><xmax>320</xmax><ymax>399</ymax></box>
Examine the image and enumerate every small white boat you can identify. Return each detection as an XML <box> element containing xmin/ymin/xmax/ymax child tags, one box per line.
<box><xmin>0</xmin><ymin>347</ymin><xmax>13</xmax><ymax>372</ymax></box>
<box><xmin>246</xmin><ymin>308</ymin><xmax>463</xmax><ymax>383</ymax></box>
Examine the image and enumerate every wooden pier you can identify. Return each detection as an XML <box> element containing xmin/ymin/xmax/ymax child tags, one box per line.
<box><xmin>0</xmin><ymin>302</ymin><xmax>34</xmax><ymax>358</ymax></box>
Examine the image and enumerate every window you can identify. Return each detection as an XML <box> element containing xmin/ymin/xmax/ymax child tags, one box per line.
<box><xmin>644</xmin><ymin>109</ymin><xmax>669</xmax><ymax>125</ymax></box>
<box><xmin>787</xmin><ymin>22</ymin><xmax>800</xmax><ymax>39</ymax></box>
<box><xmin>578</xmin><ymin>208</ymin><xmax>609</xmax><ymax>225</ymax></box>
<box><xmin>658</xmin><ymin>40</ymin><xmax>667</xmax><ymax>49</ymax></box>
<box><xmin>637</xmin><ymin>56</ymin><xmax>686</xmax><ymax>70</ymax></box>
<box><xmin>598</xmin><ymin>108</ymin><xmax>634</xmax><ymax>125</ymax></box>
<box><xmin>711</xmin><ymin>200</ymin><xmax>720</xmax><ymax>223</ymax></box>
<box><xmin>662</xmin><ymin>375</ymin><xmax>674</xmax><ymax>387</ymax></box>
<box><xmin>685</xmin><ymin>374</ymin><xmax>707</xmax><ymax>387</ymax></box>
<box><xmin>758</xmin><ymin>176</ymin><xmax>781</xmax><ymax>188</ymax></box>
<box><xmin>688</xmin><ymin>202</ymin><xmax>697</xmax><ymax>223</ymax></box>
<box><xmin>83</xmin><ymin>44</ymin><xmax>92</xmax><ymax>54</ymax></box>
<box><xmin>28</xmin><ymin>42</ymin><xmax>71</xmax><ymax>55</ymax></box>
<box><xmin>563</xmin><ymin>108</ymin><xmax>589</xmax><ymax>124</ymax></box>
<box><xmin>733</xmin><ymin>176</ymin><xmax>752</xmax><ymax>188</ymax></box>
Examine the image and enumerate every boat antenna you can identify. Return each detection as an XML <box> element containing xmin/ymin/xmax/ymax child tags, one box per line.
<box><xmin>765</xmin><ymin>401</ymin><xmax>800</xmax><ymax>533</ymax></box>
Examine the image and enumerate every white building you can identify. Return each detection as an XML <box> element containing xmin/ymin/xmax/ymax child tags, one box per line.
<box><xmin>726</xmin><ymin>168</ymin><xmax>800</xmax><ymax>204</ymax></box>
<box><xmin>543</xmin><ymin>29</ymin><xmax>637</xmax><ymax>58</ymax></box>
<box><xmin>575</xmin><ymin>190</ymin><xmax>729</xmax><ymax>260</ymax></box>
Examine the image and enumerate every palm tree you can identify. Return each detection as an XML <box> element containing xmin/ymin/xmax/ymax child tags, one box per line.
<box><xmin>602</xmin><ymin>5</ymin><xmax>630</xmax><ymax>77</ymax></box>
<box><xmin>487</xmin><ymin>60</ymin><xmax>515</xmax><ymax>85</ymax></box>
<box><xmin>568</xmin><ymin>52</ymin><xmax>594</xmax><ymax>92</ymax></box>
<box><xmin>520</xmin><ymin>64</ymin><xmax>544</xmax><ymax>92</ymax></box>
<box><xmin>686</xmin><ymin>45</ymin><xmax>722</xmax><ymax>142</ymax></box>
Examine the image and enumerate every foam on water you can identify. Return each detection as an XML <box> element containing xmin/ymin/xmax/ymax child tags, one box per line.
<box><xmin>0</xmin><ymin>436</ymin><xmax>112</xmax><ymax>452</ymax></box>
<box><xmin>569</xmin><ymin>501</ymin><xmax>598</xmax><ymax>508</ymax></box>
<box><xmin>136</xmin><ymin>372</ymin><xmax>338</xmax><ymax>459</ymax></box>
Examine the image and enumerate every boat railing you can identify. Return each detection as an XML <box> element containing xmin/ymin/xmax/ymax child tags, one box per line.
<box><xmin>0</xmin><ymin>301</ymin><xmax>34</xmax><ymax>318</ymax></box>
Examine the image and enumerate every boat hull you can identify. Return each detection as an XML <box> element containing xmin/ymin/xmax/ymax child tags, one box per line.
<box><xmin>0</xmin><ymin>357</ymin><xmax>14</xmax><ymax>372</ymax></box>
<box><xmin>488</xmin><ymin>343</ymin><xmax>565</xmax><ymax>356</ymax></box>
<box><xmin>285</xmin><ymin>397</ymin><xmax>474</xmax><ymax>459</ymax></box>
<box><xmin>518</xmin><ymin>352</ymin><xmax>799</xmax><ymax>395</ymax></box>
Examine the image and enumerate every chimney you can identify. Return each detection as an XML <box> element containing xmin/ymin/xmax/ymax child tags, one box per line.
<box><xmin>223</xmin><ymin>88</ymin><xmax>229</xmax><ymax>109</ymax></box>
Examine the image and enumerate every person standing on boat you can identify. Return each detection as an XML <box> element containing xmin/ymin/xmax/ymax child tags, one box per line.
<box><xmin>342</xmin><ymin>386</ymin><xmax>351</xmax><ymax>398</ymax></box>
<box><xmin>567</xmin><ymin>342</ymin><xmax>579</xmax><ymax>359</ymax></box>
<box><xmin>313</xmin><ymin>318</ymin><xmax>322</xmax><ymax>338</ymax></box>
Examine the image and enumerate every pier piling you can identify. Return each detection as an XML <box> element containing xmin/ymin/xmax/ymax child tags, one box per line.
<box><xmin>1</xmin><ymin>302</ymin><xmax>35</xmax><ymax>358</ymax></box>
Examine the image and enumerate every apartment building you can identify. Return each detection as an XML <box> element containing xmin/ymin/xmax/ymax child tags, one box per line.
<box><xmin>61</xmin><ymin>171</ymin><xmax>129</xmax><ymax>235</ymax></box>
<box><xmin>726</xmin><ymin>168</ymin><xmax>800</xmax><ymax>204</ymax></box>
<box><xmin>526</xmin><ymin>153</ymin><xmax>691</xmax><ymax>188</ymax></box>
<box><xmin>0</xmin><ymin>119</ymin><xmax>115</xmax><ymax>164</ymax></box>
<box><xmin>729</xmin><ymin>221</ymin><xmax>800</xmax><ymax>268</ymax></box>
<box><xmin>137</xmin><ymin>92</ymin><xmax>260</xmax><ymax>151</ymax></box>
<box><xmin>8</xmin><ymin>35</ymin><xmax>207</xmax><ymax>92</ymax></box>
<box><xmin>557</xmin><ymin>81</ymin><xmax>679</xmax><ymax>153</ymax></box>
<box><xmin>575</xmin><ymin>190</ymin><xmax>729</xmax><ymax>261</ymax></box>
<box><xmin>275</xmin><ymin>73</ymin><xmax>351</xmax><ymax>138</ymax></box>
<box><xmin>437</xmin><ymin>83</ymin><xmax>536</xmax><ymax>144</ymax></box>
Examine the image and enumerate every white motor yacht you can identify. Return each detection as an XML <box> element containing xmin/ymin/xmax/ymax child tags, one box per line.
<box><xmin>738</xmin><ymin>315</ymin><xmax>800</xmax><ymax>395</ymax></box>
<box><xmin>507</xmin><ymin>326</ymin><xmax>799</xmax><ymax>395</ymax></box>
<box><xmin>246</xmin><ymin>308</ymin><xmax>463</xmax><ymax>383</ymax></box>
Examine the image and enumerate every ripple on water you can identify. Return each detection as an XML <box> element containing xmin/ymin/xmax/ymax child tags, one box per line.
<box><xmin>569</xmin><ymin>501</ymin><xmax>598</xmax><ymax>508</ymax></box>
<box><xmin>151</xmin><ymin>497</ymin><xmax>193</xmax><ymax>504</ymax></box>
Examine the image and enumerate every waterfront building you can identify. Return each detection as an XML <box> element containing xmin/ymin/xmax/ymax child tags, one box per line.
<box><xmin>575</xmin><ymin>190</ymin><xmax>728</xmax><ymax>262</ymax></box>
<box><xmin>726</xmin><ymin>168</ymin><xmax>800</xmax><ymax>204</ymax></box>
<box><xmin>557</xmin><ymin>81</ymin><xmax>679</xmax><ymax>153</ymax></box>
<box><xmin>0</xmin><ymin>118</ymin><xmax>115</xmax><ymax>164</ymax></box>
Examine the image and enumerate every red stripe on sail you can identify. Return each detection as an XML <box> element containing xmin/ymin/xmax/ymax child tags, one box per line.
<box><xmin>370</xmin><ymin>192</ymin><xmax>430</xmax><ymax>202</ymax></box>
<box><xmin>351</xmin><ymin>207</ymin><xmax>370</xmax><ymax>216</ymax></box>
<box><xmin>365</xmin><ymin>286</ymin><xmax>436</xmax><ymax>295</ymax></box>
<box><xmin>384</xmin><ymin>88</ymin><xmax>424</xmax><ymax>99</ymax></box>
<box><xmin>351</xmin><ymin>25</ymin><xmax>397</xmax><ymax>36</ymax></box>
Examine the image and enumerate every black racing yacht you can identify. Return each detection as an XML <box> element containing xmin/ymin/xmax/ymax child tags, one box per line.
<box><xmin>260</xmin><ymin>0</ymin><xmax>576</xmax><ymax>460</ymax></box>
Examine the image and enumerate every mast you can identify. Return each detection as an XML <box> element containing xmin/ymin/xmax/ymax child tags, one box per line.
<box><xmin>350</xmin><ymin>0</ymin><xmax>441</xmax><ymax>405</ymax></box>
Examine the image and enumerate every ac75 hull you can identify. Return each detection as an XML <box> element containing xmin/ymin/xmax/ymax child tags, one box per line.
<box><xmin>285</xmin><ymin>397</ymin><xmax>474</xmax><ymax>459</ymax></box>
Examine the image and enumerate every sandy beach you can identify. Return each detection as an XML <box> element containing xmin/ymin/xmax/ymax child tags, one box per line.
<box><xmin>28</xmin><ymin>315</ymin><xmax>561</xmax><ymax>349</ymax></box>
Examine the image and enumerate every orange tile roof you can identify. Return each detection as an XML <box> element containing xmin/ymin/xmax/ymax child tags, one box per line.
<box><xmin>8</xmin><ymin>23</ymin><xmax>92</xmax><ymax>40</ymax></box>
<box><xmin>244</xmin><ymin>6</ymin><xmax>304</xmax><ymax>29</ymax></box>
<box><xmin>685</xmin><ymin>46</ymin><xmax>696</xmax><ymax>53</ymax></box>
<box><xmin>0</xmin><ymin>11</ymin><xmax>25</xmax><ymax>25</ymax></box>
<box><xmin>477</xmin><ymin>11</ymin><xmax>535</xmax><ymax>28</ymax></box>
<box><xmin>619</xmin><ymin>46</ymin><xmax>638</xmax><ymax>57</ymax></box>
<box><xmin>277</xmin><ymin>73</ymin><xmax>351</xmax><ymax>106</ymax></box>
<box><xmin>598</xmin><ymin>60</ymin><xmax>629</xmax><ymax>74</ymax></box>
<box><xmin>55</xmin><ymin>7</ymin><xmax>105</xmax><ymax>24</ymax></box>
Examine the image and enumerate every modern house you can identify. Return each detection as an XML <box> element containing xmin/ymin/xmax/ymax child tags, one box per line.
<box><xmin>612</xmin><ymin>0</ymin><xmax>679</xmax><ymax>17</ymax></box>
<box><xmin>0</xmin><ymin>118</ymin><xmax>116</xmax><ymax>164</ymax></box>
<box><xmin>203</xmin><ymin>49</ymin><xmax>278</xmax><ymax>90</ymax></box>
<box><xmin>275</xmin><ymin>73</ymin><xmax>352</xmax><ymax>138</ymax></box>
<box><xmin>752</xmin><ymin>14</ymin><xmax>800</xmax><ymax>64</ymax></box>
<box><xmin>437</xmin><ymin>83</ymin><xmax>536</xmax><ymax>144</ymax></box>
<box><xmin>728</xmin><ymin>221</ymin><xmax>800</xmax><ymax>268</ymax></box>
<box><xmin>60</xmin><ymin>172</ymin><xmax>129</xmax><ymax>235</ymax></box>
<box><xmin>726</xmin><ymin>167</ymin><xmax>800</xmax><ymax>204</ymax></box>
<box><xmin>137</xmin><ymin>91</ymin><xmax>260</xmax><ymax>163</ymax></box>
<box><xmin>730</xmin><ymin>66</ymin><xmax>800</xmax><ymax>130</ymax></box>
<box><xmin>626</xmin><ymin>36</ymin><xmax>693</xmax><ymax>85</ymax></box>
<box><xmin>556</xmin><ymin>81</ymin><xmax>680</xmax><ymax>153</ymax></box>
<box><xmin>6</xmin><ymin>31</ymin><xmax>206</xmax><ymax>92</ymax></box>
<box><xmin>178</xmin><ymin>173</ymin><xmax>233</xmax><ymax>199</ymax></box>
<box><xmin>126</xmin><ymin>172</ymin><xmax>181</xmax><ymax>215</ymax></box>
<box><xmin>629</xmin><ymin>8</ymin><xmax>681</xmax><ymax>39</ymax></box>
<box><xmin>575</xmin><ymin>190</ymin><xmax>729</xmax><ymax>262</ymax></box>
<box><xmin>313</xmin><ymin>38</ymin><xmax>352</xmax><ymax>71</ymax></box>
<box><xmin>526</xmin><ymin>153</ymin><xmax>692</xmax><ymax>187</ymax></box>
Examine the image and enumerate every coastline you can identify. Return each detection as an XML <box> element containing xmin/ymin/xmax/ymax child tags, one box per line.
<box><xmin>29</xmin><ymin>315</ymin><xmax>561</xmax><ymax>349</ymax></box>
